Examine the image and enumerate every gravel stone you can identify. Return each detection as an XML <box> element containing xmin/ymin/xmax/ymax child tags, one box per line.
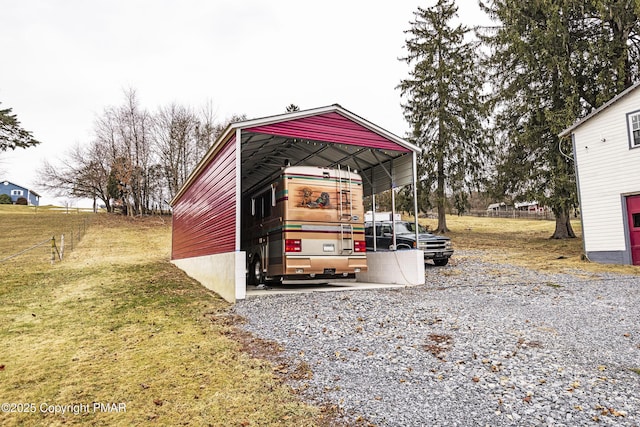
<box><xmin>233</xmin><ymin>251</ymin><xmax>640</xmax><ymax>426</ymax></box>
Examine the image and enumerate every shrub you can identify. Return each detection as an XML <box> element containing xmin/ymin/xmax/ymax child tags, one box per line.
<box><xmin>0</xmin><ymin>194</ymin><xmax>12</xmax><ymax>204</ymax></box>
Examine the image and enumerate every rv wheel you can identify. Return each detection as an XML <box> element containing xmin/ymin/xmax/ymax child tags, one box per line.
<box><xmin>251</xmin><ymin>256</ymin><xmax>264</xmax><ymax>285</ymax></box>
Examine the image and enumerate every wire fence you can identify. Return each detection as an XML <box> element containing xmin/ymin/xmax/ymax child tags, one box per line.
<box><xmin>0</xmin><ymin>238</ymin><xmax>51</xmax><ymax>263</ymax></box>
<box><xmin>467</xmin><ymin>209</ymin><xmax>558</xmax><ymax>221</ymax></box>
<box><xmin>0</xmin><ymin>217</ymin><xmax>89</xmax><ymax>265</ymax></box>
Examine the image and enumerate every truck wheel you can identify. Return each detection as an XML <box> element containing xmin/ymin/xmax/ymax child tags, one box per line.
<box><xmin>434</xmin><ymin>258</ymin><xmax>449</xmax><ymax>266</ymax></box>
<box><xmin>251</xmin><ymin>256</ymin><xmax>264</xmax><ymax>285</ymax></box>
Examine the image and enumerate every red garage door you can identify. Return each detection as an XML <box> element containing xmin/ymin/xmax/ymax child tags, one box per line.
<box><xmin>627</xmin><ymin>195</ymin><xmax>640</xmax><ymax>265</ymax></box>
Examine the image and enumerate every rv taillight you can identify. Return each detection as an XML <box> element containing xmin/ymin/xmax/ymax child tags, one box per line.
<box><xmin>285</xmin><ymin>239</ymin><xmax>302</xmax><ymax>252</ymax></box>
<box><xmin>354</xmin><ymin>240</ymin><xmax>366</xmax><ymax>252</ymax></box>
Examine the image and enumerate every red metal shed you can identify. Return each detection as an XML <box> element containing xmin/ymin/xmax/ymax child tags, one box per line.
<box><xmin>171</xmin><ymin>104</ymin><xmax>420</xmax><ymax>302</ymax></box>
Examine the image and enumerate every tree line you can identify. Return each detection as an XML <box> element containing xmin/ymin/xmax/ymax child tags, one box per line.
<box><xmin>4</xmin><ymin>1</ymin><xmax>639</xmax><ymax>239</ymax></box>
<box><xmin>38</xmin><ymin>90</ymin><xmax>244</xmax><ymax>215</ymax></box>
<box><xmin>399</xmin><ymin>0</ymin><xmax>639</xmax><ymax>237</ymax></box>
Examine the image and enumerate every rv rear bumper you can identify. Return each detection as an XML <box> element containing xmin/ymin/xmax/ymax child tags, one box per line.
<box><xmin>284</xmin><ymin>255</ymin><xmax>368</xmax><ymax>275</ymax></box>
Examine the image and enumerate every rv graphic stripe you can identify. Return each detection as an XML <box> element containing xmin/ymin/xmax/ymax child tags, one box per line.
<box><xmin>283</xmin><ymin>173</ymin><xmax>363</xmax><ymax>184</ymax></box>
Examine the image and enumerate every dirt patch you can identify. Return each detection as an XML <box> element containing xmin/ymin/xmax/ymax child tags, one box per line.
<box><xmin>210</xmin><ymin>312</ymin><xmax>374</xmax><ymax>426</ymax></box>
<box><xmin>424</xmin><ymin>333</ymin><xmax>454</xmax><ymax>361</ymax></box>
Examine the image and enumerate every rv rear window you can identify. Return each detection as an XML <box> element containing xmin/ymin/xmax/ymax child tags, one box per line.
<box><xmin>263</xmin><ymin>193</ymin><xmax>271</xmax><ymax>218</ymax></box>
<box><xmin>253</xmin><ymin>190</ymin><xmax>272</xmax><ymax>219</ymax></box>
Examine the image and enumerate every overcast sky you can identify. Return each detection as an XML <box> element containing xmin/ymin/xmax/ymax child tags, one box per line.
<box><xmin>0</xmin><ymin>0</ymin><xmax>489</xmax><ymax>206</ymax></box>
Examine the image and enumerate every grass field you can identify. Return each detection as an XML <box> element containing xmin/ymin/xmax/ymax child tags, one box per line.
<box><xmin>1</xmin><ymin>208</ymin><xmax>638</xmax><ymax>426</ymax></box>
<box><xmin>422</xmin><ymin>215</ymin><xmax>640</xmax><ymax>276</ymax></box>
<box><xmin>0</xmin><ymin>204</ymin><xmax>88</xmax><ymax>258</ymax></box>
<box><xmin>0</xmin><ymin>209</ymin><xmax>325</xmax><ymax>426</ymax></box>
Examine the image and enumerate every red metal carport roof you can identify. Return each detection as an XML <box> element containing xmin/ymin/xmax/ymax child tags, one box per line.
<box><xmin>173</xmin><ymin>104</ymin><xmax>420</xmax><ymax>205</ymax></box>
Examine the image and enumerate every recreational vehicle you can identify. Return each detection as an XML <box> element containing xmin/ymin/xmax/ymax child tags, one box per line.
<box><xmin>242</xmin><ymin>166</ymin><xmax>368</xmax><ymax>284</ymax></box>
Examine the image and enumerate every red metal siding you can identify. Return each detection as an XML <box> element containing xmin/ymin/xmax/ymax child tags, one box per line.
<box><xmin>172</xmin><ymin>137</ymin><xmax>237</xmax><ymax>260</ymax></box>
<box><xmin>246</xmin><ymin>112</ymin><xmax>410</xmax><ymax>152</ymax></box>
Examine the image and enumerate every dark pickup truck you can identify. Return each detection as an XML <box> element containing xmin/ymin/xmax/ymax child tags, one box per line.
<box><xmin>364</xmin><ymin>220</ymin><xmax>453</xmax><ymax>266</ymax></box>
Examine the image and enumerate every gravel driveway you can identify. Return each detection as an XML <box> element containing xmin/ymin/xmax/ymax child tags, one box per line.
<box><xmin>233</xmin><ymin>251</ymin><xmax>640</xmax><ymax>426</ymax></box>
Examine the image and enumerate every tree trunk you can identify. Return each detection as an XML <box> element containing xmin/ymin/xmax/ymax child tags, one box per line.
<box><xmin>435</xmin><ymin>155</ymin><xmax>449</xmax><ymax>233</ymax></box>
<box><xmin>551</xmin><ymin>208</ymin><xmax>576</xmax><ymax>239</ymax></box>
<box><xmin>437</xmin><ymin>204</ymin><xmax>449</xmax><ymax>234</ymax></box>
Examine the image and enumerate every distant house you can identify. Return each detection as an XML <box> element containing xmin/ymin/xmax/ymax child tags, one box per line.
<box><xmin>514</xmin><ymin>201</ymin><xmax>549</xmax><ymax>214</ymax></box>
<box><xmin>487</xmin><ymin>202</ymin><xmax>508</xmax><ymax>211</ymax></box>
<box><xmin>0</xmin><ymin>181</ymin><xmax>41</xmax><ymax>206</ymax></box>
<box><xmin>559</xmin><ymin>81</ymin><xmax>640</xmax><ymax>265</ymax></box>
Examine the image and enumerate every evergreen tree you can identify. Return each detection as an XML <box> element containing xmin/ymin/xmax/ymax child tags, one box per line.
<box><xmin>587</xmin><ymin>0</ymin><xmax>640</xmax><ymax>104</ymax></box>
<box><xmin>398</xmin><ymin>0</ymin><xmax>489</xmax><ymax>233</ymax></box>
<box><xmin>481</xmin><ymin>0</ymin><xmax>639</xmax><ymax>239</ymax></box>
<box><xmin>480</xmin><ymin>0</ymin><xmax>581</xmax><ymax>238</ymax></box>
<box><xmin>0</xmin><ymin>103</ymin><xmax>40</xmax><ymax>151</ymax></box>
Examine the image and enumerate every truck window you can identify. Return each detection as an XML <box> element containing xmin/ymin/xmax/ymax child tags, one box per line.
<box><xmin>395</xmin><ymin>223</ymin><xmax>411</xmax><ymax>234</ymax></box>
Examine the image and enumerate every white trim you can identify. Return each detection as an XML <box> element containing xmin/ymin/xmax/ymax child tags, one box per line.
<box><xmin>224</xmin><ymin>104</ymin><xmax>417</xmax><ymax>151</ymax></box>
<box><xmin>627</xmin><ymin>110</ymin><xmax>640</xmax><ymax>148</ymax></box>
<box><xmin>235</xmin><ymin>128</ymin><xmax>242</xmax><ymax>251</ymax></box>
<box><xmin>170</xmin><ymin>104</ymin><xmax>420</xmax><ymax>206</ymax></box>
<box><xmin>412</xmin><ymin>151</ymin><xmax>419</xmax><ymax>244</ymax></box>
<box><xmin>560</xmin><ymin>82</ymin><xmax>640</xmax><ymax>137</ymax></box>
<box><xmin>170</xmin><ymin>132</ymin><xmax>235</xmax><ymax>205</ymax></box>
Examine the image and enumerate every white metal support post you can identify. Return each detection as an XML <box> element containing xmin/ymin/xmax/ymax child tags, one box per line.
<box><xmin>412</xmin><ymin>151</ymin><xmax>419</xmax><ymax>244</ymax></box>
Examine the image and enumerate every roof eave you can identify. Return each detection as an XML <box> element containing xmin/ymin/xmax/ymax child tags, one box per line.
<box><xmin>559</xmin><ymin>81</ymin><xmax>640</xmax><ymax>138</ymax></box>
<box><xmin>170</xmin><ymin>104</ymin><xmax>418</xmax><ymax>206</ymax></box>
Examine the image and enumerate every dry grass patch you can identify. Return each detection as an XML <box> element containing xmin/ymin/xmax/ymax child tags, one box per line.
<box><xmin>417</xmin><ymin>215</ymin><xmax>640</xmax><ymax>276</ymax></box>
<box><xmin>0</xmin><ymin>207</ymin><xmax>91</xmax><ymax>266</ymax></box>
<box><xmin>0</xmin><ymin>213</ymin><xmax>327</xmax><ymax>426</ymax></box>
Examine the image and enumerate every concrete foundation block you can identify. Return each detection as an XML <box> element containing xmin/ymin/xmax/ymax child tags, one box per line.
<box><xmin>172</xmin><ymin>251</ymin><xmax>246</xmax><ymax>303</ymax></box>
<box><xmin>356</xmin><ymin>250</ymin><xmax>425</xmax><ymax>286</ymax></box>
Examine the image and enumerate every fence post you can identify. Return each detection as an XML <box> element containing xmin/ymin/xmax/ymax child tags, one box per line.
<box><xmin>60</xmin><ymin>234</ymin><xmax>64</xmax><ymax>260</ymax></box>
<box><xmin>51</xmin><ymin>236</ymin><xmax>55</xmax><ymax>265</ymax></box>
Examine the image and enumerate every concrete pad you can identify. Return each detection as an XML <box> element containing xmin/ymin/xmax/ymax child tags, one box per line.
<box><xmin>245</xmin><ymin>278</ymin><xmax>413</xmax><ymax>297</ymax></box>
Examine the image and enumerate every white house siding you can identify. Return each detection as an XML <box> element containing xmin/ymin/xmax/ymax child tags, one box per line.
<box><xmin>573</xmin><ymin>90</ymin><xmax>640</xmax><ymax>263</ymax></box>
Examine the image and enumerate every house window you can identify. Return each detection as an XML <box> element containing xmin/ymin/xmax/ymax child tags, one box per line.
<box><xmin>11</xmin><ymin>190</ymin><xmax>23</xmax><ymax>196</ymax></box>
<box><xmin>628</xmin><ymin>110</ymin><xmax>640</xmax><ymax>148</ymax></box>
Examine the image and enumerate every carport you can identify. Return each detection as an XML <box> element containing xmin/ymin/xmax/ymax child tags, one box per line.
<box><xmin>170</xmin><ymin>104</ymin><xmax>422</xmax><ymax>302</ymax></box>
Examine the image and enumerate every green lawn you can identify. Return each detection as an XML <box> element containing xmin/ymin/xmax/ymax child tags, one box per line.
<box><xmin>2</xmin><ymin>207</ymin><xmax>636</xmax><ymax>426</ymax></box>
<box><xmin>0</xmin><ymin>210</ymin><xmax>325</xmax><ymax>426</ymax></box>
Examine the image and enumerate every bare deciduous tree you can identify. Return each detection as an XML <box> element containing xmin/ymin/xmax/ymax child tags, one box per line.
<box><xmin>38</xmin><ymin>140</ymin><xmax>113</xmax><ymax>212</ymax></box>
<box><xmin>39</xmin><ymin>89</ymin><xmax>245</xmax><ymax>214</ymax></box>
